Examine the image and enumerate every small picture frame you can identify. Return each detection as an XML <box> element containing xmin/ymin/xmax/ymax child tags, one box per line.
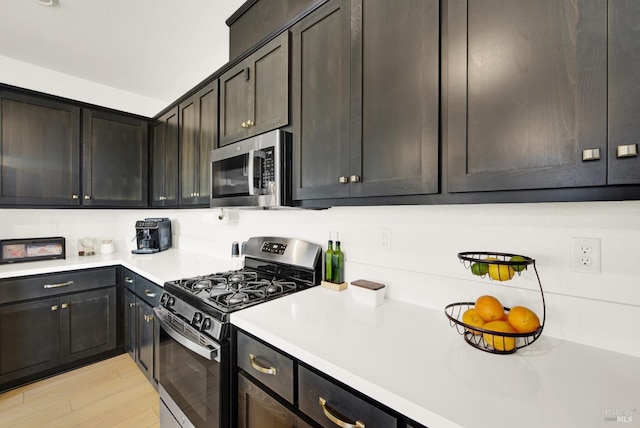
<box><xmin>0</xmin><ymin>237</ymin><xmax>66</xmax><ymax>264</ymax></box>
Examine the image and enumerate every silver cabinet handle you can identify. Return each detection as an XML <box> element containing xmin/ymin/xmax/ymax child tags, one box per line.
<box><xmin>72</xmin><ymin>194</ymin><xmax>79</xmax><ymax>199</ymax></box>
<box><xmin>84</xmin><ymin>195</ymin><xmax>91</xmax><ymax>200</ymax></box>
<box><xmin>249</xmin><ymin>354</ymin><xmax>277</xmax><ymax>375</ymax></box>
<box><xmin>124</xmin><ymin>277</ymin><xmax>134</xmax><ymax>284</ymax></box>
<box><xmin>144</xmin><ymin>314</ymin><xmax>154</xmax><ymax>322</ymax></box>
<box><xmin>44</xmin><ymin>280</ymin><xmax>73</xmax><ymax>289</ymax></box>
<box><xmin>338</xmin><ymin>176</ymin><xmax>349</xmax><ymax>184</ymax></box>
<box><xmin>129</xmin><ymin>302</ymin><xmax>136</xmax><ymax>308</ymax></box>
<box><xmin>242</xmin><ymin>121</ymin><xmax>248</xmax><ymax>128</ymax></box>
<box><xmin>144</xmin><ymin>289</ymin><xmax>157</xmax><ymax>298</ymax></box>
<box><xmin>318</xmin><ymin>397</ymin><xmax>365</xmax><ymax>428</ymax></box>
<box><xmin>350</xmin><ymin>175</ymin><xmax>361</xmax><ymax>183</ymax></box>
<box><xmin>616</xmin><ymin>144</ymin><xmax>638</xmax><ymax>158</ymax></box>
<box><xmin>582</xmin><ymin>148</ymin><xmax>601</xmax><ymax>161</ymax></box>
<box><xmin>61</xmin><ymin>303</ymin><xmax>69</xmax><ymax>309</ymax></box>
<box><xmin>51</xmin><ymin>305</ymin><xmax>59</xmax><ymax>311</ymax></box>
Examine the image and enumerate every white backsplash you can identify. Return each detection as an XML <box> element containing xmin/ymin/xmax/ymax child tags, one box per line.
<box><xmin>2</xmin><ymin>201</ymin><xmax>639</xmax><ymax>357</ymax></box>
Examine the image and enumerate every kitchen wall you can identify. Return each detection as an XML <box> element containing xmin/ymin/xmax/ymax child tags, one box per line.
<box><xmin>2</xmin><ymin>201</ymin><xmax>639</xmax><ymax>357</ymax></box>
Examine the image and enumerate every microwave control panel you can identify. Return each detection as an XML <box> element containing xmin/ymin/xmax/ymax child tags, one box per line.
<box><xmin>262</xmin><ymin>148</ymin><xmax>275</xmax><ymax>185</ymax></box>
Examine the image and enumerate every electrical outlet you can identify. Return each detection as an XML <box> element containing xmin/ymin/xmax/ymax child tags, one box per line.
<box><xmin>378</xmin><ymin>228</ymin><xmax>391</xmax><ymax>251</ymax></box>
<box><xmin>571</xmin><ymin>238</ymin><xmax>601</xmax><ymax>273</ymax></box>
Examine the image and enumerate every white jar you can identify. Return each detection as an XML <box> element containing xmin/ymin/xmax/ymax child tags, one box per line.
<box><xmin>100</xmin><ymin>239</ymin><xmax>115</xmax><ymax>254</ymax></box>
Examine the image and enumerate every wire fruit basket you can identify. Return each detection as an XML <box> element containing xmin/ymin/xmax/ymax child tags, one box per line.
<box><xmin>444</xmin><ymin>252</ymin><xmax>546</xmax><ymax>355</ymax></box>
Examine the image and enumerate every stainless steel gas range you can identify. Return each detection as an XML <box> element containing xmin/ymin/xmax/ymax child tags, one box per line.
<box><xmin>154</xmin><ymin>236</ymin><xmax>322</xmax><ymax>428</ymax></box>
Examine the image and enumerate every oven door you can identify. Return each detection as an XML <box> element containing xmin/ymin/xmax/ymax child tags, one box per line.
<box><xmin>155</xmin><ymin>307</ymin><xmax>229</xmax><ymax>428</ymax></box>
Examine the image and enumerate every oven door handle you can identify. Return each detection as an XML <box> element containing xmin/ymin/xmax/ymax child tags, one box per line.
<box><xmin>154</xmin><ymin>308</ymin><xmax>220</xmax><ymax>362</ymax></box>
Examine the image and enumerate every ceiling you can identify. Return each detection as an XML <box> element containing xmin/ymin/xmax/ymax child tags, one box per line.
<box><xmin>0</xmin><ymin>0</ymin><xmax>247</xmax><ymax>117</ymax></box>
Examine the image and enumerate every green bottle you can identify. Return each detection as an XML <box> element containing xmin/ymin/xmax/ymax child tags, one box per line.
<box><xmin>325</xmin><ymin>232</ymin><xmax>334</xmax><ymax>282</ymax></box>
<box><xmin>332</xmin><ymin>233</ymin><xmax>344</xmax><ymax>284</ymax></box>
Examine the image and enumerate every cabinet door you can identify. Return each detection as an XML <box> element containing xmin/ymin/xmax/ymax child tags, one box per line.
<box><xmin>447</xmin><ymin>0</ymin><xmax>607</xmax><ymax>192</ymax></box>
<box><xmin>136</xmin><ymin>299</ymin><xmax>156</xmax><ymax>383</ymax></box>
<box><xmin>350</xmin><ymin>0</ymin><xmax>439</xmax><ymax>197</ymax></box>
<box><xmin>220</xmin><ymin>62</ymin><xmax>252</xmax><ymax>146</ymax></box>
<box><xmin>0</xmin><ymin>297</ymin><xmax>60</xmax><ymax>385</ymax></box>
<box><xmin>292</xmin><ymin>0</ymin><xmax>351</xmax><ymax>200</ymax></box>
<box><xmin>0</xmin><ymin>91</ymin><xmax>80</xmax><ymax>206</ymax></box>
<box><xmin>608</xmin><ymin>0</ymin><xmax>640</xmax><ymax>184</ymax></box>
<box><xmin>151</xmin><ymin>107</ymin><xmax>179</xmax><ymax>206</ymax></box>
<box><xmin>251</xmin><ymin>32</ymin><xmax>289</xmax><ymax>137</ymax></box>
<box><xmin>124</xmin><ymin>288</ymin><xmax>137</xmax><ymax>360</ymax></box>
<box><xmin>180</xmin><ymin>80</ymin><xmax>218</xmax><ymax>205</ymax></box>
<box><xmin>238</xmin><ymin>373</ymin><xmax>311</xmax><ymax>428</ymax></box>
<box><xmin>59</xmin><ymin>287</ymin><xmax>117</xmax><ymax>364</ymax></box>
<box><xmin>82</xmin><ymin>109</ymin><xmax>149</xmax><ymax>206</ymax></box>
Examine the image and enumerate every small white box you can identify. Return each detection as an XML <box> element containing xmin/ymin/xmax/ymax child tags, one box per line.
<box><xmin>350</xmin><ymin>279</ymin><xmax>385</xmax><ymax>307</ymax></box>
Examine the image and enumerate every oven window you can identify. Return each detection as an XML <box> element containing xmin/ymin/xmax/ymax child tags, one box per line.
<box><xmin>158</xmin><ymin>327</ymin><xmax>228</xmax><ymax>428</ymax></box>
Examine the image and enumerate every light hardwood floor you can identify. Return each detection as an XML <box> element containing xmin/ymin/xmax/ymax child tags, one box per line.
<box><xmin>0</xmin><ymin>354</ymin><xmax>159</xmax><ymax>428</ymax></box>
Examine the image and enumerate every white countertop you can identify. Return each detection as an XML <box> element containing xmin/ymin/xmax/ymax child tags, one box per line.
<box><xmin>3</xmin><ymin>252</ymin><xmax>638</xmax><ymax>427</ymax></box>
<box><xmin>231</xmin><ymin>286</ymin><xmax>640</xmax><ymax>428</ymax></box>
<box><xmin>0</xmin><ymin>248</ymin><xmax>231</xmax><ymax>286</ymax></box>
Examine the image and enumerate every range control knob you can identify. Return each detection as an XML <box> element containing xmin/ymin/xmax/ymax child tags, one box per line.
<box><xmin>166</xmin><ymin>296</ymin><xmax>176</xmax><ymax>308</ymax></box>
<box><xmin>202</xmin><ymin>318</ymin><xmax>212</xmax><ymax>331</ymax></box>
<box><xmin>193</xmin><ymin>312</ymin><xmax>203</xmax><ymax>325</ymax></box>
<box><xmin>160</xmin><ymin>293</ymin><xmax>169</xmax><ymax>305</ymax></box>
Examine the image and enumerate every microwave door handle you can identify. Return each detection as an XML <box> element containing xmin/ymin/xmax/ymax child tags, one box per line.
<box><xmin>247</xmin><ymin>149</ymin><xmax>256</xmax><ymax>196</ymax></box>
<box><xmin>247</xmin><ymin>149</ymin><xmax>266</xmax><ymax>196</ymax></box>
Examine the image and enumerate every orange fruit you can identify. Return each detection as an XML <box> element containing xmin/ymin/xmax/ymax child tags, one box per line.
<box><xmin>474</xmin><ymin>295</ymin><xmax>505</xmax><ymax>322</ymax></box>
<box><xmin>462</xmin><ymin>308</ymin><xmax>486</xmax><ymax>335</ymax></box>
<box><xmin>507</xmin><ymin>306</ymin><xmax>541</xmax><ymax>333</ymax></box>
<box><xmin>482</xmin><ymin>320</ymin><xmax>517</xmax><ymax>351</ymax></box>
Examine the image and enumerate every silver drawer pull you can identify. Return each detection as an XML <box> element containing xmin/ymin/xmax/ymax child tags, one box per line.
<box><xmin>144</xmin><ymin>289</ymin><xmax>157</xmax><ymax>298</ymax></box>
<box><xmin>144</xmin><ymin>314</ymin><xmax>154</xmax><ymax>322</ymax></box>
<box><xmin>582</xmin><ymin>148</ymin><xmax>601</xmax><ymax>161</ymax></box>
<box><xmin>129</xmin><ymin>302</ymin><xmax>136</xmax><ymax>308</ymax></box>
<box><xmin>318</xmin><ymin>397</ymin><xmax>365</xmax><ymax>428</ymax></box>
<box><xmin>61</xmin><ymin>303</ymin><xmax>69</xmax><ymax>309</ymax></box>
<box><xmin>124</xmin><ymin>277</ymin><xmax>134</xmax><ymax>284</ymax></box>
<box><xmin>249</xmin><ymin>354</ymin><xmax>277</xmax><ymax>375</ymax></box>
<box><xmin>338</xmin><ymin>176</ymin><xmax>349</xmax><ymax>184</ymax></box>
<box><xmin>616</xmin><ymin>144</ymin><xmax>638</xmax><ymax>158</ymax></box>
<box><xmin>350</xmin><ymin>175</ymin><xmax>361</xmax><ymax>183</ymax></box>
<box><xmin>44</xmin><ymin>280</ymin><xmax>73</xmax><ymax>289</ymax></box>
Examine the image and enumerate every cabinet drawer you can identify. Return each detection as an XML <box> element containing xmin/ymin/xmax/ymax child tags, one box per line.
<box><xmin>135</xmin><ymin>275</ymin><xmax>162</xmax><ymax>307</ymax></box>
<box><xmin>298</xmin><ymin>365</ymin><xmax>397</xmax><ymax>428</ymax></box>
<box><xmin>237</xmin><ymin>331</ymin><xmax>294</xmax><ymax>404</ymax></box>
<box><xmin>0</xmin><ymin>267</ymin><xmax>117</xmax><ymax>305</ymax></box>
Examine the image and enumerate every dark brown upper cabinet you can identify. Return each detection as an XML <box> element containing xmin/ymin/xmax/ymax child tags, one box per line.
<box><xmin>82</xmin><ymin>109</ymin><xmax>148</xmax><ymax>206</ymax></box>
<box><xmin>151</xmin><ymin>107</ymin><xmax>179</xmax><ymax>207</ymax></box>
<box><xmin>446</xmin><ymin>0</ymin><xmax>608</xmax><ymax>192</ymax></box>
<box><xmin>219</xmin><ymin>31</ymin><xmax>289</xmax><ymax>146</ymax></box>
<box><xmin>292</xmin><ymin>0</ymin><xmax>439</xmax><ymax>201</ymax></box>
<box><xmin>179</xmin><ymin>80</ymin><xmax>218</xmax><ymax>206</ymax></box>
<box><xmin>608</xmin><ymin>0</ymin><xmax>640</xmax><ymax>185</ymax></box>
<box><xmin>0</xmin><ymin>91</ymin><xmax>80</xmax><ymax>206</ymax></box>
<box><xmin>292</xmin><ymin>0</ymin><xmax>352</xmax><ymax>200</ymax></box>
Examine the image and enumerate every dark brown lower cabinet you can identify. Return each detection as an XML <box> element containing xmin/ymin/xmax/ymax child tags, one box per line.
<box><xmin>0</xmin><ymin>267</ymin><xmax>119</xmax><ymax>392</ymax></box>
<box><xmin>0</xmin><ymin>297</ymin><xmax>60</xmax><ymax>385</ymax></box>
<box><xmin>237</xmin><ymin>373</ymin><xmax>312</xmax><ymax>428</ymax></box>
<box><xmin>122</xmin><ymin>268</ymin><xmax>161</xmax><ymax>386</ymax></box>
<box><xmin>59</xmin><ymin>287</ymin><xmax>117</xmax><ymax>364</ymax></box>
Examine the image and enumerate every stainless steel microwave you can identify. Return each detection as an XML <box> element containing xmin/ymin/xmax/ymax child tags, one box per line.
<box><xmin>210</xmin><ymin>130</ymin><xmax>292</xmax><ymax>208</ymax></box>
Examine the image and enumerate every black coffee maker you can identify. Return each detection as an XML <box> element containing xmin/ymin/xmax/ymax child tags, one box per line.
<box><xmin>132</xmin><ymin>218</ymin><xmax>172</xmax><ymax>254</ymax></box>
